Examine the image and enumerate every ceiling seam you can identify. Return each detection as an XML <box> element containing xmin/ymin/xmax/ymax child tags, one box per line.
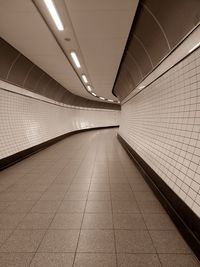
<box><xmin>133</xmin><ymin>34</ymin><xmax>154</xmax><ymax>67</ymax></box>
<box><xmin>6</xmin><ymin>53</ymin><xmax>21</xmax><ymax>80</ymax></box>
<box><xmin>142</xmin><ymin>3</ymin><xmax>171</xmax><ymax>51</ymax></box>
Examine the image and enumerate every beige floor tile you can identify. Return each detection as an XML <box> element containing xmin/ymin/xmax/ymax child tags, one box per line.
<box><xmin>0</xmin><ymin>252</ymin><xmax>33</xmax><ymax>267</ymax></box>
<box><xmin>158</xmin><ymin>254</ymin><xmax>200</xmax><ymax>266</ymax></box>
<box><xmin>82</xmin><ymin>213</ymin><xmax>113</xmax><ymax>229</ymax></box>
<box><xmin>0</xmin><ymin>230</ymin><xmax>13</xmax><ymax>246</ymax></box>
<box><xmin>58</xmin><ymin>201</ymin><xmax>86</xmax><ymax>213</ymax></box>
<box><xmin>50</xmin><ymin>213</ymin><xmax>83</xmax><ymax>229</ymax></box>
<box><xmin>115</xmin><ymin>230</ymin><xmax>155</xmax><ymax>253</ymax></box>
<box><xmin>117</xmin><ymin>254</ymin><xmax>161</xmax><ymax>267</ymax></box>
<box><xmin>17</xmin><ymin>213</ymin><xmax>54</xmax><ymax>229</ymax></box>
<box><xmin>64</xmin><ymin>191</ymin><xmax>88</xmax><ymax>201</ymax></box>
<box><xmin>31</xmin><ymin>201</ymin><xmax>61</xmax><ymax>213</ymax></box>
<box><xmin>74</xmin><ymin>253</ymin><xmax>117</xmax><ymax>267</ymax></box>
<box><xmin>38</xmin><ymin>230</ymin><xmax>79</xmax><ymax>252</ymax></box>
<box><xmin>0</xmin><ymin>213</ymin><xmax>26</xmax><ymax>229</ymax></box>
<box><xmin>113</xmin><ymin>213</ymin><xmax>146</xmax><ymax>229</ymax></box>
<box><xmin>86</xmin><ymin>201</ymin><xmax>112</xmax><ymax>213</ymax></box>
<box><xmin>150</xmin><ymin>230</ymin><xmax>191</xmax><ymax>253</ymax></box>
<box><xmin>77</xmin><ymin>230</ymin><xmax>115</xmax><ymax>252</ymax></box>
<box><xmin>29</xmin><ymin>253</ymin><xmax>74</xmax><ymax>267</ymax></box>
<box><xmin>3</xmin><ymin>201</ymin><xmax>35</xmax><ymax>213</ymax></box>
<box><xmin>112</xmin><ymin>200</ymin><xmax>140</xmax><ymax>213</ymax></box>
<box><xmin>143</xmin><ymin>213</ymin><xmax>176</xmax><ymax>230</ymax></box>
<box><xmin>88</xmin><ymin>192</ymin><xmax>110</xmax><ymax>201</ymax></box>
<box><xmin>0</xmin><ymin>230</ymin><xmax>45</xmax><ymax>252</ymax></box>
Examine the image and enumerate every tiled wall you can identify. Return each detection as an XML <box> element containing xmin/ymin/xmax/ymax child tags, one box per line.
<box><xmin>0</xmin><ymin>83</ymin><xmax>119</xmax><ymax>159</ymax></box>
<box><xmin>119</xmin><ymin>47</ymin><xmax>200</xmax><ymax>217</ymax></box>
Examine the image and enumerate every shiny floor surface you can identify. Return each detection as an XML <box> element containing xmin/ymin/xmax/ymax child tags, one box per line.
<box><xmin>0</xmin><ymin>129</ymin><xmax>199</xmax><ymax>267</ymax></box>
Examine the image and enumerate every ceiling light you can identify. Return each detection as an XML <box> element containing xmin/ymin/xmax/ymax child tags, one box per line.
<box><xmin>87</xmin><ymin>85</ymin><xmax>92</xmax><ymax>92</ymax></box>
<box><xmin>70</xmin><ymin>52</ymin><xmax>81</xmax><ymax>68</ymax></box>
<box><xmin>138</xmin><ymin>85</ymin><xmax>145</xmax><ymax>90</ymax></box>
<box><xmin>188</xmin><ymin>42</ymin><xmax>200</xmax><ymax>54</ymax></box>
<box><xmin>43</xmin><ymin>0</ymin><xmax>64</xmax><ymax>31</ymax></box>
<box><xmin>92</xmin><ymin>93</ymin><xmax>96</xmax><ymax>96</ymax></box>
<box><xmin>108</xmin><ymin>99</ymin><xmax>114</xmax><ymax>102</ymax></box>
<box><xmin>99</xmin><ymin>97</ymin><xmax>105</xmax><ymax>100</ymax></box>
<box><xmin>82</xmin><ymin>74</ymin><xmax>88</xmax><ymax>84</ymax></box>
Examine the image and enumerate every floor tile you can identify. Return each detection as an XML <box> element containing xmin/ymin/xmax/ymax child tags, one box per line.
<box><xmin>17</xmin><ymin>213</ymin><xmax>54</xmax><ymax>229</ymax></box>
<box><xmin>88</xmin><ymin>192</ymin><xmax>110</xmax><ymax>201</ymax></box>
<box><xmin>77</xmin><ymin>230</ymin><xmax>115</xmax><ymax>252</ymax></box>
<box><xmin>90</xmin><ymin>183</ymin><xmax>110</xmax><ymax>192</ymax></box>
<box><xmin>158</xmin><ymin>254</ymin><xmax>200</xmax><ymax>266</ymax></box>
<box><xmin>111</xmin><ymin>191</ymin><xmax>135</xmax><ymax>201</ymax></box>
<box><xmin>112</xmin><ymin>200</ymin><xmax>140</xmax><ymax>213</ymax></box>
<box><xmin>50</xmin><ymin>213</ymin><xmax>83</xmax><ymax>229</ymax></box>
<box><xmin>74</xmin><ymin>253</ymin><xmax>117</xmax><ymax>267</ymax></box>
<box><xmin>58</xmin><ymin>201</ymin><xmax>86</xmax><ymax>213</ymax></box>
<box><xmin>134</xmin><ymin>191</ymin><xmax>157</xmax><ymax>201</ymax></box>
<box><xmin>29</xmin><ymin>252</ymin><xmax>74</xmax><ymax>267</ymax></box>
<box><xmin>143</xmin><ymin>213</ymin><xmax>176</xmax><ymax>230</ymax></box>
<box><xmin>0</xmin><ymin>252</ymin><xmax>33</xmax><ymax>267</ymax></box>
<box><xmin>64</xmin><ymin>192</ymin><xmax>88</xmax><ymax>201</ymax></box>
<box><xmin>0</xmin><ymin>230</ymin><xmax>45</xmax><ymax>252</ymax></box>
<box><xmin>40</xmin><ymin>191</ymin><xmax>66</xmax><ymax>201</ymax></box>
<box><xmin>137</xmin><ymin>200</ymin><xmax>166</xmax><ymax>214</ymax></box>
<box><xmin>117</xmin><ymin>253</ymin><xmax>161</xmax><ymax>267</ymax></box>
<box><xmin>82</xmin><ymin>213</ymin><xmax>113</xmax><ymax>229</ymax></box>
<box><xmin>0</xmin><ymin>230</ymin><xmax>12</xmax><ymax>246</ymax></box>
<box><xmin>113</xmin><ymin>213</ymin><xmax>146</xmax><ymax>229</ymax></box>
<box><xmin>0</xmin><ymin>213</ymin><xmax>26</xmax><ymax>229</ymax></box>
<box><xmin>38</xmin><ymin>230</ymin><xmax>79</xmax><ymax>252</ymax></box>
<box><xmin>31</xmin><ymin>201</ymin><xmax>61</xmax><ymax>213</ymax></box>
<box><xmin>85</xmin><ymin>201</ymin><xmax>112</xmax><ymax>213</ymax></box>
<box><xmin>115</xmin><ymin>230</ymin><xmax>155</xmax><ymax>253</ymax></box>
<box><xmin>150</xmin><ymin>230</ymin><xmax>191</xmax><ymax>253</ymax></box>
<box><xmin>3</xmin><ymin>201</ymin><xmax>35</xmax><ymax>213</ymax></box>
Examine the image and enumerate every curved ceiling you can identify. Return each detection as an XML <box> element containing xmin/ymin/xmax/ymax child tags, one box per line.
<box><xmin>0</xmin><ymin>0</ymin><xmax>139</xmax><ymax>103</ymax></box>
<box><xmin>113</xmin><ymin>0</ymin><xmax>200</xmax><ymax>100</ymax></box>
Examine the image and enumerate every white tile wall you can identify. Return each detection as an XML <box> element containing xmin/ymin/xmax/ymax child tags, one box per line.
<box><xmin>119</xmin><ymin>47</ymin><xmax>200</xmax><ymax>217</ymax></box>
<box><xmin>0</xmin><ymin>83</ymin><xmax>119</xmax><ymax>159</ymax></box>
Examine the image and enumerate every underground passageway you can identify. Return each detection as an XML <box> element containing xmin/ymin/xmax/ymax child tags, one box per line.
<box><xmin>1</xmin><ymin>0</ymin><xmax>200</xmax><ymax>266</ymax></box>
<box><xmin>0</xmin><ymin>129</ymin><xmax>199</xmax><ymax>266</ymax></box>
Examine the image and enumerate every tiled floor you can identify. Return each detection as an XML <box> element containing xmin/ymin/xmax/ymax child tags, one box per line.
<box><xmin>0</xmin><ymin>129</ymin><xmax>199</xmax><ymax>267</ymax></box>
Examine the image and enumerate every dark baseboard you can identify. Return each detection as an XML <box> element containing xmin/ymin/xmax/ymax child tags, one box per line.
<box><xmin>117</xmin><ymin>134</ymin><xmax>200</xmax><ymax>260</ymax></box>
<box><xmin>0</xmin><ymin>125</ymin><xmax>119</xmax><ymax>171</ymax></box>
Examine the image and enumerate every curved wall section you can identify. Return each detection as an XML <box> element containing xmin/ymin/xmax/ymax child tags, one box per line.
<box><xmin>0</xmin><ymin>83</ymin><xmax>119</xmax><ymax>160</ymax></box>
<box><xmin>0</xmin><ymin>38</ymin><xmax>120</xmax><ymax>110</ymax></box>
<box><xmin>119</xmin><ymin>46</ymin><xmax>200</xmax><ymax>218</ymax></box>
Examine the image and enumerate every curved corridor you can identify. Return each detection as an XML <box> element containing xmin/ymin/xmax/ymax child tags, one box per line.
<box><xmin>0</xmin><ymin>129</ymin><xmax>198</xmax><ymax>266</ymax></box>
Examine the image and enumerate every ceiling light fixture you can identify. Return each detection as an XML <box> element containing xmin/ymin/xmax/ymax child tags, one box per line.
<box><xmin>138</xmin><ymin>85</ymin><xmax>145</xmax><ymax>90</ymax></box>
<box><xmin>108</xmin><ymin>99</ymin><xmax>114</xmax><ymax>102</ymax></box>
<box><xmin>87</xmin><ymin>85</ymin><xmax>92</xmax><ymax>92</ymax></box>
<box><xmin>70</xmin><ymin>52</ymin><xmax>81</xmax><ymax>68</ymax></box>
<box><xmin>188</xmin><ymin>42</ymin><xmax>200</xmax><ymax>54</ymax></box>
<box><xmin>43</xmin><ymin>0</ymin><xmax>64</xmax><ymax>31</ymax></box>
<box><xmin>82</xmin><ymin>74</ymin><xmax>88</xmax><ymax>84</ymax></box>
<box><xmin>99</xmin><ymin>97</ymin><xmax>105</xmax><ymax>100</ymax></box>
<box><xmin>92</xmin><ymin>93</ymin><xmax>96</xmax><ymax>96</ymax></box>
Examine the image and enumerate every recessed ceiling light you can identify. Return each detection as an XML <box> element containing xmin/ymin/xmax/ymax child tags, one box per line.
<box><xmin>92</xmin><ymin>92</ymin><xmax>96</xmax><ymax>96</ymax></box>
<box><xmin>138</xmin><ymin>85</ymin><xmax>145</xmax><ymax>90</ymax></box>
<box><xmin>188</xmin><ymin>42</ymin><xmax>200</xmax><ymax>53</ymax></box>
<box><xmin>43</xmin><ymin>0</ymin><xmax>64</xmax><ymax>31</ymax></box>
<box><xmin>82</xmin><ymin>74</ymin><xmax>88</xmax><ymax>84</ymax></box>
<box><xmin>70</xmin><ymin>51</ymin><xmax>81</xmax><ymax>68</ymax></box>
<box><xmin>87</xmin><ymin>85</ymin><xmax>92</xmax><ymax>92</ymax></box>
<box><xmin>108</xmin><ymin>99</ymin><xmax>114</xmax><ymax>102</ymax></box>
<box><xmin>99</xmin><ymin>97</ymin><xmax>105</xmax><ymax>100</ymax></box>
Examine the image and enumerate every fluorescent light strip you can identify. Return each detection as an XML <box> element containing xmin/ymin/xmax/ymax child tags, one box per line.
<box><xmin>108</xmin><ymin>99</ymin><xmax>114</xmax><ymax>102</ymax></box>
<box><xmin>188</xmin><ymin>42</ymin><xmax>200</xmax><ymax>54</ymax></box>
<box><xmin>99</xmin><ymin>97</ymin><xmax>105</xmax><ymax>100</ymax></box>
<box><xmin>87</xmin><ymin>85</ymin><xmax>92</xmax><ymax>92</ymax></box>
<box><xmin>138</xmin><ymin>85</ymin><xmax>145</xmax><ymax>90</ymax></box>
<box><xmin>70</xmin><ymin>52</ymin><xmax>81</xmax><ymax>68</ymax></box>
<box><xmin>43</xmin><ymin>0</ymin><xmax>64</xmax><ymax>31</ymax></box>
<box><xmin>92</xmin><ymin>92</ymin><xmax>96</xmax><ymax>96</ymax></box>
<box><xmin>82</xmin><ymin>74</ymin><xmax>88</xmax><ymax>84</ymax></box>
